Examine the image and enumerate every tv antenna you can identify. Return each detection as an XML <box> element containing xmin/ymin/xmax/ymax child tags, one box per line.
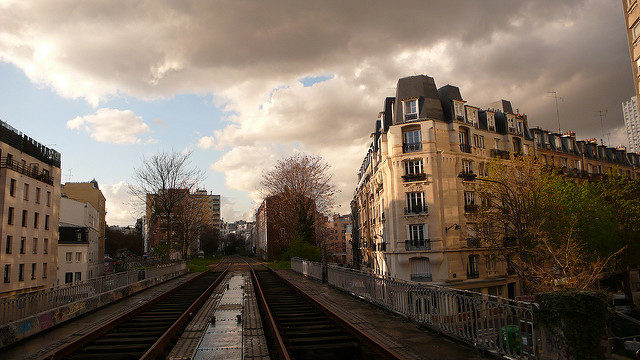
<box><xmin>547</xmin><ymin>91</ymin><xmax>563</xmax><ymax>133</ymax></box>
<box><xmin>66</xmin><ymin>168</ymin><xmax>73</xmax><ymax>183</ymax></box>
<box><xmin>596</xmin><ymin>109</ymin><xmax>608</xmax><ymax>145</ymax></box>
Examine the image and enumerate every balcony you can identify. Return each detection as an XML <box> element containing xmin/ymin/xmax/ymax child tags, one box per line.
<box><xmin>490</xmin><ymin>149</ymin><xmax>510</xmax><ymax>159</ymax></box>
<box><xmin>405</xmin><ymin>239</ymin><xmax>431</xmax><ymax>251</ymax></box>
<box><xmin>411</xmin><ymin>274</ymin><xmax>433</xmax><ymax>282</ymax></box>
<box><xmin>464</xmin><ymin>204</ymin><xmax>478</xmax><ymax>213</ymax></box>
<box><xmin>402</xmin><ymin>173</ymin><xmax>426</xmax><ymax>182</ymax></box>
<box><xmin>403</xmin><ymin>143</ymin><xmax>422</xmax><ymax>153</ymax></box>
<box><xmin>459</xmin><ymin>143</ymin><xmax>472</xmax><ymax>153</ymax></box>
<box><xmin>467</xmin><ymin>271</ymin><xmax>479</xmax><ymax>279</ymax></box>
<box><xmin>404</xmin><ymin>205</ymin><xmax>428</xmax><ymax>215</ymax></box>
<box><xmin>1</xmin><ymin>158</ymin><xmax>54</xmax><ymax>185</ymax></box>
<box><xmin>466</xmin><ymin>237</ymin><xmax>481</xmax><ymax>248</ymax></box>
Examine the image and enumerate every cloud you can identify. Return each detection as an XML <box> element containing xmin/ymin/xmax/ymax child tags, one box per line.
<box><xmin>1</xmin><ymin>0</ymin><xmax>635</xmax><ymax>214</ymax></box>
<box><xmin>101</xmin><ymin>181</ymin><xmax>139</xmax><ymax>226</ymax></box>
<box><xmin>67</xmin><ymin>108</ymin><xmax>151</xmax><ymax>144</ymax></box>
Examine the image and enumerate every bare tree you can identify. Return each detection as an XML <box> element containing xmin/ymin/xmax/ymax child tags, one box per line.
<box><xmin>129</xmin><ymin>150</ymin><xmax>204</xmax><ymax>260</ymax></box>
<box><xmin>260</xmin><ymin>153</ymin><xmax>337</xmax><ymax>254</ymax></box>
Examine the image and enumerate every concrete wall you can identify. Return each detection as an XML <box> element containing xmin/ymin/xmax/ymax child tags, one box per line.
<box><xmin>0</xmin><ymin>264</ymin><xmax>186</xmax><ymax>348</ymax></box>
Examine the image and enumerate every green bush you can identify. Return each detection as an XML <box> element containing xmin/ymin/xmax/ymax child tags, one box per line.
<box><xmin>280</xmin><ymin>237</ymin><xmax>321</xmax><ymax>262</ymax></box>
<box><xmin>537</xmin><ymin>290</ymin><xmax>608</xmax><ymax>360</ymax></box>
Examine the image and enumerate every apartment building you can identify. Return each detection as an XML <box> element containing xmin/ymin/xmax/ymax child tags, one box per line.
<box><xmin>58</xmin><ymin>197</ymin><xmax>99</xmax><ymax>284</ymax></box>
<box><xmin>623</xmin><ymin>96</ymin><xmax>640</xmax><ymax>153</ymax></box>
<box><xmin>353</xmin><ymin>75</ymin><xmax>536</xmax><ymax>298</ymax></box>
<box><xmin>62</xmin><ymin>180</ymin><xmax>106</xmax><ymax>272</ymax></box>
<box><xmin>624</xmin><ymin>0</ymin><xmax>640</xmax><ymax>109</ymax></box>
<box><xmin>324</xmin><ymin>214</ymin><xmax>350</xmax><ymax>264</ymax></box>
<box><xmin>0</xmin><ymin>121</ymin><xmax>61</xmax><ymax>296</ymax></box>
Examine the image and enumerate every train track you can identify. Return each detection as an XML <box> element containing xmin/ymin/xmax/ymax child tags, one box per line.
<box><xmin>248</xmin><ymin>261</ymin><xmax>402</xmax><ymax>360</ymax></box>
<box><xmin>46</xmin><ymin>262</ymin><xmax>229</xmax><ymax>360</ymax></box>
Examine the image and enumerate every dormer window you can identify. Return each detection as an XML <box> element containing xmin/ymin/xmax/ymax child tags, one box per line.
<box><xmin>466</xmin><ymin>106</ymin><xmax>478</xmax><ymax>126</ymax></box>
<box><xmin>453</xmin><ymin>101</ymin><xmax>465</xmax><ymax>119</ymax></box>
<box><xmin>487</xmin><ymin>113</ymin><xmax>495</xmax><ymax>130</ymax></box>
<box><xmin>516</xmin><ymin>121</ymin><xmax>523</xmax><ymax>134</ymax></box>
<box><xmin>555</xmin><ymin>137</ymin><xmax>561</xmax><ymax>149</ymax></box>
<box><xmin>507</xmin><ymin>115</ymin><xmax>515</xmax><ymax>131</ymax></box>
<box><xmin>404</xmin><ymin>99</ymin><xmax>418</xmax><ymax>121</ymax></box>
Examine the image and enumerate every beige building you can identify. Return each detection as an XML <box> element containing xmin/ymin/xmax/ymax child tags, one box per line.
<box><xmin>624</xmin><ymin>0</ymin><xmax>640</xmax><ymax>106</ymax></box>
<box><xmin>324</xmin><ymin>214</ymin><xmax>350</xmax><ymax>264</ymax></box>
<box><xmin>58</xmin><ymin>197</ymin><xmax>99</xmax><ymax>285</ymax></box>
<box><xmin>0</xmin><ymin>121</ymin><xmax>61</xmax><ymax>296</ymax></box>
<box><xmin>62</xmin><ymin>180</ymin><xmax>106</xmax><ymax>268</ymax></box>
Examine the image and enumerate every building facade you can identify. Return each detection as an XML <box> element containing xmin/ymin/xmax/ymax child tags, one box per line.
<box><xmin>61</xmin><ymin>180</ymin><xmax>106</xmax><ymax>270</ymax></box>
<box><xmin>254</xmin><ymin>196</ymin><xmax>282</xmax><ymax>261</ymax></box>
<box><xmin>58</xmin><ymin>197</ymin><xmax>99</xmax><ymax>284</ymax></box>
<box><xmin>623</xmin><ymin>96</ymin><xmax>640</xmax><ymax>153</ymax></box>
<box><xmin>324</xmin><ymin>214</ymin><xmax>350</xmax><ymax>264</ymax></box>
<box><xmin>624</xmin><ymin>0</ymin><xmax>640</xmax><ymax>114</ymax></box>
<box><xmin>0</xmin><ymin>121</ymin><xmax>61</xmax><ymax>296</ymax></box>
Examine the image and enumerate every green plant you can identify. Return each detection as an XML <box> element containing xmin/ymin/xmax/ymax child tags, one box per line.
<box><xmin>537</xmin><ymin>290</ymin><xmax>608</xmax><ymax>360</ymax></box>
<box><xmin>280</xmin><ymin>237</ymin><xmax>321</xmax><ymax>262</ymax></box>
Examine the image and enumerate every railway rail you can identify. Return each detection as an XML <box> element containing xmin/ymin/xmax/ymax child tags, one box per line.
<box><xmin>248</xmin><ymin>260</ymin><xmax>403</xmax><ymax>360</ymax></box>
<box><xmin>45</xmin><ymin>261</ymin><xmax>230</xmax><ymax>360</ymax></box>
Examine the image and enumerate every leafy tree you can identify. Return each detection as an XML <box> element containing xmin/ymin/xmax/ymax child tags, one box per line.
<box><xmin>105</xmin><ymin>226</ymin><xmax>144</xmax><ymax>256</ymax></box>
<box><xmin>200</xmin><ymin>226</ymin><xmax>221</xmax><ymax>256</ymax></box>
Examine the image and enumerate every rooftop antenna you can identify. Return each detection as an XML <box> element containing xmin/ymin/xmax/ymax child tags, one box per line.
<box><xmin>66</xmin><ymin>168</ymin><xmax>73</xmax><ymax>183</ymax></box>
<box><xmin>596</xmin><ymin>109</ymin><xmax>608</xmax><ymax>145</ymax></box>
<box><xmin>547</xmin><ymin>91</ymin><xmax>563</xmax><ymax>133</ymax></box>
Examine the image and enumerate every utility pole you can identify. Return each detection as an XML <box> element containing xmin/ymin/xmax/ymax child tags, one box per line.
<box><xmin>547</xmin><ymin>91</ymin><xmax>563</xmax><ymax>133</ymax></box>
<box><xmin>596</xmin><ymin>109</ymin><xmax>608</xmax><ymax>145</ymax></box>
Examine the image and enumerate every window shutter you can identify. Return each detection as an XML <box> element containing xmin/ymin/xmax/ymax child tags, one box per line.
<box><xmin>422</xmin><ymin>223</ymin><xmax>428</xmax><ymax>241</ymax></box>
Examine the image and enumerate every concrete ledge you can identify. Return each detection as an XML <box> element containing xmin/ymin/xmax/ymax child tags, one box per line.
<box><xmin>0</xmin><ymin>268</ymin><xmax>187</xmax><ymax>348</ymax></box>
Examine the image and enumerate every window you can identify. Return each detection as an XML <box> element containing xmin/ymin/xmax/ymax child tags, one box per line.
<box><xmin>46</xmin><ymin>191</ymin><xmax>51</xmax><ymax>207</ymax></box>
<box><xmin>35</xmin><ymin>187</ymin><xmax>41</xmax><ymax>204</ymax></box>
<box><xmin>487</xmin><ymin>113</ymin><xmax>495</xmax><ymax>130</ymax></box>
<box><xmin>516</xmin><ymin>121</ymin><xmax>523</xmax><ymax>134</ymax></box>
<box><xmin>410</xmin><ymin>257</ymin><xmax>432</xmax><ymax>282</ymax></box>
<box><xmin>42</xmin><ymin>263</ymin><xmax>47</xmax><ymax>279</ymax></box>
<box><xmin>485</xmin><ymin>255</ymin><xmax>496</xmax><ymax>271</ymax></box>
<box><xmin>404</xmin><ymin>99</ymin><xmax>418</xmax><ymax>121</ymax></box>
<box><xmin>4</xmin><ymin>265</ymin><xmax>10</xmax><ymax>283</ymax></box>
<box><xmin>32</xmin><ymin>238</ymin><xmax>37</xmax><ymax>254</ymax></box>
<box><xmin>402</xmin><ymin>129</ymin><xmax>422</xmax><ymax>152</ymax></box>
<box><xmin>453</xmin><ymin>101</ymin><xmax>465</xmax><ymax>118</ymax></box>
<box><xmin>462</xmin><ymin>160</ymin><xmax>473</xmax><ymax>174</ymax></box>
<box><xmin>507</xmin><ymin>115</ymin><xmax>515</xmax><ymax>130</ymax></box>
<box><xmin>473</xmin><ymin>134</ymin><xmax>485</xmax><ymax>148</ymax></box>
<box><xmin>45</xmin><ymin>215</ymin><xmax>49</xmax><ymax>230</ymax></box>
<box><xmin>18</xmin><ymin>264</ymin><xmax>24</xmax><ymax>281</ymax></box>
<box><xmin>406</xmin><ymin>192</ymin><xmax>426</xmax><ymax>213</ymax></box>
<box><xmin>20</xmin><ymin>237</ymin><xmax>25</xmax><ymax>254</ymax></box>
<box><xmin>23</xmin><ymin>183</ymin><xmax>29</xmax><ymax>201</ymax></box>
<box><xmin>466</xmin><ymin>106</ymin><xmax>478</xmax><ymax>125</ymax></box>
<box><xmin>22</xmin><ymin>210</ymin><xmax>27</xmax><ymax>227</ymax></box>
<box><xmin>65</xmin><ymin>252</ymin><xmax>72</xmax><ymax>263</ymax></box>
<box><xmin>65</xmin><ymin>272</ymin><xmax>73</xmax><ymax>284</ymax></box>
<box><xmin>75</xmin><ymin>272</ymin><xmax>82</xmax><ymax>282</ymax></box>
<box><xmin>34</xmin><ymin>212</ymin><xmax>39</xmax><ymax>228</ymax></box>
<box><xmin>5</xmin><ymin>236</ymin><xmax>12</xmax><ymax>254</ymax></box>
<box><xmin>7</xmin><ymin>207</ymin><xmax>13</xmax><ymax>225</ymax></box>
<box><xmin>76</xmin><ymin>252</ymin><xmax>82</xmax><ymax>262</ymax></box>
<box><xmin>43</xmin><ymin>238</ymin><xmax>48</xmax><ymax>254</ymax></box>
<box><xmin>408</xmin><ymin>224</ymin><xmax>426</xmax><ymax>242</ymax></box>
<box><xmin>31</xmin><ymin>263</ymin><xmax>36</xmax><ymax>280</ymax></box>
<box><xmin>404</xmin><ymin>160</ymin><xmax>423</xmax><ymax>175</ymax></box>
<box><xmin>467</xmin><ymin>255</ymin><xmax>479</xmax><ymax>278</ymax></box>
<box><xmin>634</xmin><ymin>21</ymin><xmax>640</xmax><ymax>40</ymax></box>
<box><xmin>9</xmin><ymin>179</ymin><xmax>16</xmax><ymax>197</ymax></box>
<box><xmin>478</xmin><ymin>162</ymin><xmax>486</xmax><ymax>177</ymax></box>
<box><xmin>464</xmin><ymin>191</ymin><xmax>476</xmax><ymax>206</ymax></box>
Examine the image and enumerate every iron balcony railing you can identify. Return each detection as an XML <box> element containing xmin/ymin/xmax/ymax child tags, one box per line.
<box><xmin>467</xmin><ymin>271</ymin><xmax>480</xmax><ymax>279</ymax></box>
<box><xmin>459</xmin><ymin>143</ymin><xmax>472</xmax><ymax>153</ymax></box>
<box><xmin>0</xmin><ymin>262</ymin><xmax>186</xmax><ymax>325</ymax></box>
<box><xmin>402</xmin><ymin>173</ymin><xmax>427</xmax><ymax>182</ymax></box>
<box><xmin>464</xmin><ymin>204</ymin><xmax>479</xmax><ymax>213</ymax></box>
<box><xmin>410</xmin><ymin>274</ymin><xmax>433</xmax><ymax>282</ymax></box>
<box><xmin>405</xmin><ymin>239</ymin><xmax>431</xmax><ymax>251</ymax></box>
<box><xmin>490</xmin><ymin>149</ymin><xmax>510</xmax><ymax>159</ymax></box>
<box><xmin>403</xmin><ymin>142</ymin><xmax>422</xmax><ymax>153</ymax></box>
<box><xmin>467</xmin><ymin>237</ymin><xmax>481</xmax><ymax>248</ymax></box>
<box><xmin>0</xmin><ymin>157</ymin><xmax>54</xmax><ymax>185</ymax></box>
<box><xmin>404</xmin><ymin>205</ymin><xmax>428</xmax><ymax>215</ymax></box>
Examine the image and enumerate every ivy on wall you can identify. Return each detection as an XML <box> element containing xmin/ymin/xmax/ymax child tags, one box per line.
<box><xmin>537</xmin><ymin>290</ymin><xmax>608</xmax><ymax>360</ymax></box>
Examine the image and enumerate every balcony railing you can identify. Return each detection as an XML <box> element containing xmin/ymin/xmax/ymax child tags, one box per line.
<box><xmin>464</xmin><ymin>204</ymin><xmax>478</xmax><ymax>213</ymax></box>
<box><xmin>410</xmin><ymin>274</ymin><xmax>433</xmax><ymax>282</ymax></box>
<box><xmin>376</xmin><ymin>242</ymin><xmax>387</xmax><ymax>251</ymax></box>
<box><xmin>459</xmin><ymin>143</ymin><xmax>472</xmax><ymax>153</ymax></box>
<box><xmin>403</xmin><ymin>143</ymin><xmax>422</xmax><ymax>153</ymax></box>
<box><xmin>0</xmin><ymin>158</ymin><xmax>54</xmax><ymax>185</ymax></box>
<box><xmin>404</xmin><ymin>205</ymin><xmax>428</xmax><ymax>215</ymax></box>
<box><xmin>467</xmin><ymin>271</ymin><xmax>480</xmax><ymax>279</ymax></box>
<box><xmin>402</xmin><ymin>173</ymin><xmax>426</xmax><ymax>182</ymax></box>
<box><xmin>405</xmin><ymin>239</ymin><xmax>431</xmax><ymax>251</ymax></box>
<box><xmin>490</xmin><ymin>149</ymin><xmax>510</xmax><ymax>159</ymax></box>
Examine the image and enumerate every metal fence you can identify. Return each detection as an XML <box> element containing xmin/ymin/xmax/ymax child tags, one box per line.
<box><xmin>290</xmin><ymin>258</ymin><xmax>323</xmax><ymax>281</ymax></box>
<box><xmin>0</xmin><ymin>261</ymin><xmax>186</xmax><ymax>325</ymax></box>
<box><xmin>292</xmin><ymin>260</ymin><xmax>538</xmax><ymax>359</ymax></box>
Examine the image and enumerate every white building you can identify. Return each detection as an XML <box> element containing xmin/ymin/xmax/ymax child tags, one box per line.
<box><xmin>57</xmin><ymin>197</ymin><xmax>99</xmax><ymax>285</ymax></box>
<box><xmin>623</xmin><ymin>96</ymin><xmax>640</xmax><ymax>153</ymax></box>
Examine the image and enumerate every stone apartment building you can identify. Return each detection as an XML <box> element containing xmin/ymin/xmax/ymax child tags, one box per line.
<box><xmin>0</xmin><ymin>121</ymin><xmax>61</xmax><ymax>296</ymax></box>
<box><xmin>58</xmin><ymin>197</ymin><xmax>99</xmax><ymax>284</ymax></box>
<box><xmin>324</xmin><ymin>214</ymin><xmax>350</xmax><ymax>264</ymax></box>
<box><xmin>353</xmin><ymin>75</ymin><xmax>640</xmax><ymax>299</ymax></box>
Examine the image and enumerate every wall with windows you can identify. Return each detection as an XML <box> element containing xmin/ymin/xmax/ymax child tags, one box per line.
<box><xmin>57</xmin><ymin>244</ymin><xmax>88</xmax><ymax>285</ymax></box>
<box><xmin>0</xmin><ymin>141</ymin><xmax>61</xmax><ymax>296</ymax></box>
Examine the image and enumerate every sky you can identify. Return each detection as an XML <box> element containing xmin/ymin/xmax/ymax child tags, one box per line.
<box><xmin>0</xmin><ymin>0</ymin><xmax>635</xmax><ymax>226</ymax></box>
